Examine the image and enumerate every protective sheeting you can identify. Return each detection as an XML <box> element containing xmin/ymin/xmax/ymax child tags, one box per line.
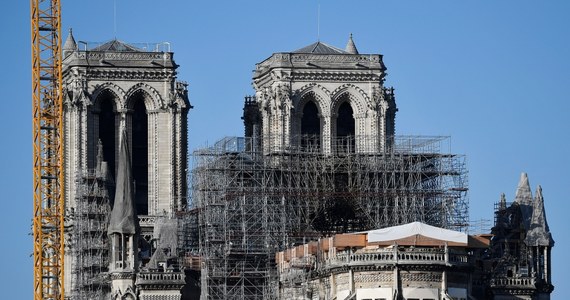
<box><xmin>366</xmin><ymin>221</ymin><xmax>468</xmax><ymax>245</ymax></box>
<box><xmin>153</xmin><ymin>218</ymin><xmax>179</xmax><ymax>251</ymax></box>
<box><xmin>108</xmin><ymin>128</ymin><xmax>138</xmax><ymax>235</ymax></box>
<box><xmin>402</xmin><ymin>287</ymin><xmax>439</xmax><ymax>299</ymax></box>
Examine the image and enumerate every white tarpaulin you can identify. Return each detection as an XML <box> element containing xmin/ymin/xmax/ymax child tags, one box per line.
<box><xmin>366</xmin><ymin>221</ymin><xmax>467</xmax><ymax>244</ymax></box>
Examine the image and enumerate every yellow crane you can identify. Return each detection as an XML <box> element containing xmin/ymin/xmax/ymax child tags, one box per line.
<box><xmin>31</xmin><ymin>0</ymin><xmax>65</xmax><ymax>299</ymax></box>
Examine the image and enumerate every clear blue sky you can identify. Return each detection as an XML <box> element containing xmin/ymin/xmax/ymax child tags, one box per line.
<box><xmin>1</xmin><ymin>0</ymin><xmax>568</xmax><ymax>298</ymax></box>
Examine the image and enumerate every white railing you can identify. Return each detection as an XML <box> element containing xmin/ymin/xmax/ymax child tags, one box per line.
<box><xmin>137</xmin><ymin>271</ymin><xmax>184</xmax><ymax>282</ymax></box>
<box><xmin>320</xmin><ymin>249</ymin><xmax>470</xmax><ymax>269</ymax></box>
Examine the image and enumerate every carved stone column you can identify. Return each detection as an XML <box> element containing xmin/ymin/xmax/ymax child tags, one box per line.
<box><xmin>354</xmin><ymin>112</ymin><xmax>367</xmax><ymax>153</ymax></box>
<box><xmin>321</xmin><ymin>113</ymin><xmax>331</xmax><ymax>155</ymax></box>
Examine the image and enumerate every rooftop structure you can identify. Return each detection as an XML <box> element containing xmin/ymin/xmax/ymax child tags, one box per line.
<box><xmin>276</xmin><ymin>222</ymin><xmax>490</xmax><ymax>300</ymax></box>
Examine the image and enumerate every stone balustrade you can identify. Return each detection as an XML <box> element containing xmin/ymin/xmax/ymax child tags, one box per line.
<box><xmin>319</xmin><ymin>248</ymin><xmax>470</xmax><ymax>269</ymax></box>
<box><xmin>138</xmin><ymin>215</ymin><xmax>157</xmax><ymax>227</ymax></box>
<box><xmin>137</xmin><ymin>271</ymin><xmax>185</xmax><ymax>283</ymax></box>
<box><xmin>490</xmin><ymin>277</ymin><xmax>536</xmax><ymax>287</ymax></box>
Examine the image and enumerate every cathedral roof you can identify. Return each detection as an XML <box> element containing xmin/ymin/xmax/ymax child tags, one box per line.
<box><xmin>90</xmin><ymin>39</ymin><xmax>143</xmax><ymax>52</ymax></box>
<box><xmin>293</xmin><ymin>41</ymin><xmax>349</xmax><ymax>54</ymax></box>
<box><xmin>253</xmin><ymin>37</ymin><xmax>386</xmax><ymax>81</ymax></box>
<box><xmin>108</xmin><ymin>128</ymin><xmax>138</xmax><ymax>235</ymax></box>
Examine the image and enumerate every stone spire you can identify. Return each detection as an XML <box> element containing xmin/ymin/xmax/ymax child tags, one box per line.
<box><xmin>514</xmin><ymin>172</ymin><xmax>533</xmax><ymax>229</ymax></box>
<box><xmin>63</xmin><ymin>28</ymin><xmax>77</xmax><ymax>57</ymax></box>
<box><xmin>514</xmin><ymin>172</ymin><xmax>532</xmax><ymax>204</ymax></box>
<box><xmin>345</xmin><ymin>33</ymin><xmax>359</xmax><ymax>54</ymax></box>
<box><xmin>525</xmin><ymin>185</ymin><xmax>554</xmax><ymax>247</ymax></box>
<box><xmin>108</xmin><ymin>128</ymin><xmax>138</xmax><ymax>235</ymax></box>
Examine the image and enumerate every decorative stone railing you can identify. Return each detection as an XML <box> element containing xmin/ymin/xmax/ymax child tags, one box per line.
<box><xmin>74</xmin><ymin>51</ymin><xmax>171</xmax><ymax>61</ymax></box>
<box><xmin>136</xmin><ymin>271</ymin><xmax>185</xmax><ymax>283</ymax></box>
<box><xmin>322</xmin><ymin>249</ymin><xmax>470</xmax><ymax>268</ymax></box>
<box><xmin>490</xmin><ymin>277</ymin><xmax>536</xmax><ymax>287</ymax></box>
<box><xmin>138</xmin><ymin>216</ymin><xmax>157</xmax><ymax>227</ymax></box>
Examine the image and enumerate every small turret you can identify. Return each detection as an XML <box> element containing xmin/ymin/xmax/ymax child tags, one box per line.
<box><xmin>63</xmin><ymin>28</ymin><xmax>77</xmax><ymax>58</ymax></box>
<box><xmin>514</xmin><ymin>172</ymin><xmax>533</xmax><ymax>228</ymax></box>
<box><xmin>345</xmin><ymin>33</ymin><xmax>359</xmax><ymax>54</ymax></box>
<box><xmin>525</xmin><ymin>185</ymin><xmax>554</xmax><ymax>247</ymax></box>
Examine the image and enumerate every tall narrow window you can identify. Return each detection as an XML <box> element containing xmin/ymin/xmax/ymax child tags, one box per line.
<box><xmin>132</xmin><ymin>95</ymin><xmax>148</xmax><ymax>215</ymax></box>
<box><xmin>300</xmin><ymin>100</ymin><xmax>320</xmax><ymax>150</ymax></box>
<box><xmin>336</xmin><ymin>101</ymin><xmax>355</xmax><ymax>153</ymax></box>
<box><xmin>98</xmin><ymin>94</ymin><xmax>116</xmax><ymax>177</ymax></box>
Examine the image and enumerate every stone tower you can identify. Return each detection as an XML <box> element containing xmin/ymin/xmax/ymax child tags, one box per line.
<box><xmin>244</xmin><ymin>35</ymin><xmax>397</xmax><ymax>154</ymax></box>
<box><xmin>488</xmin><ymin>173</ymin><xmax>555</xmax><ymax>299</ymax></box>
<box><xmin>62</xmin><ymin>29</ymin><xmax>190</xmax><ymax>217</ymax></box>
<box><xmin>62</xmin><ymin>30</ymin><xmax>190</xmax><ymax>298</ymax></box>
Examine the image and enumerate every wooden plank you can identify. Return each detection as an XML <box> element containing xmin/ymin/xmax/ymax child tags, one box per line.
<box><xmin>308</xmin><ymin>241</ymin><xmax>318</xmax><ymax>255</ymax></box>
<box><xmin>296</xmin><ymin>245</ymin><xmax>304</xmax><ymax>258</ymax></box>
<box><xmin>333</xmin><ymin>234</ymin><xmax>367</xmax><ymax>247</ymax></box>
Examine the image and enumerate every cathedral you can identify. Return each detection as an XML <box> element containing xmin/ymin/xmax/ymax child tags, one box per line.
<box><xmin>60</xmin><ymin>29</ymin><xmax>554</xmax><ymax>300</ymax></box>
<box><xmin>62</xmin><ymin>29</ymin><xmax>189</xmax><ymax>299</ymax></box>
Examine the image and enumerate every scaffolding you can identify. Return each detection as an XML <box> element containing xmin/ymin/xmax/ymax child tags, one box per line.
<box><xmin>69</xmin><ymin>170</ymin><xmax>112</xmax><ymax>299</ymax></box>
<box><xmin>189</xmin><ymin>135</ymin><xmax>468</xmax><ymax>300</ymax></box>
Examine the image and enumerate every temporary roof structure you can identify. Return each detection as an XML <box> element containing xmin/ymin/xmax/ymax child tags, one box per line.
<box><xmin>365</xmin><ymin>221</ymin><xmax>468</xmax><ymax>246</ymax></box>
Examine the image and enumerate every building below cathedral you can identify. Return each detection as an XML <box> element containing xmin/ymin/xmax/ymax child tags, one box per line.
<box><xmin>59</xmin><ymin>29</ymin><xmax>554</xmax><ymax>300</ymax></box>
<box><xmin>276</xmin><ymin>222</ymin><xmax>489</xmax><ymax>300</ymax></box>
<box><xmin>275</xmin><ymin>174</ymin><xmax>554</xmax><ymax>300</ymax></box>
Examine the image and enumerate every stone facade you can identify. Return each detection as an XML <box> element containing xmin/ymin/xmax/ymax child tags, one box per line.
<box><xmin>244</xmin><ymin>40</ymin><xmax>397</xmax><ymax>154</ymax></box>
<box><xmin>62</xmin><ymin>30</ymin><xmax>190</xmax><ymax>299</ymax></box>
<box><xmin>482</xmin><ymin>174</ymin><xmax>554</xmax><ymax>299</ymax></box>
<box><xmin>59</xmin><ymin>29</ymin><xmax>554</xmax><ymax>300</ymax></box>
<box><xmin>276</xmin><ymin>224</ymin><xmax>481</xmax><ymax>300</ymax></box>
<box><xmin>62</xmin><ymin>36</ymin><xmax>190</xmax><ymax>218</ymax></box>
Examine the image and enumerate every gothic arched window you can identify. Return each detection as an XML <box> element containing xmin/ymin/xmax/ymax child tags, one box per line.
<box><xmin>97</xmin><ymin>91</ymin><xmax>116</xmax><ymax>176</ymax></box>
<box><xmin>301</xmin><ymin>101</ymin><xmax>320</xmax><ymax>135</ymax></box>
<box><xmin>336</xmin><ymin>100</ymin><xmax>355</xmax><ymax>153</ymax></box>
<box><xmin>301</xmin><ymin>99</ymin><xmax>320</xmax><ymax>150</ymax></box>
<box><xmin>130</xmin><ymin>92</ymin><xmax>148</xmax><ymax>215</ymax></box>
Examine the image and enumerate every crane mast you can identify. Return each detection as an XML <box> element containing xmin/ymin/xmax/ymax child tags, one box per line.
<box><xmin>31</xmin><ymin>0</ymin><xmax>65</xmax><ymax>299</ymax></box>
